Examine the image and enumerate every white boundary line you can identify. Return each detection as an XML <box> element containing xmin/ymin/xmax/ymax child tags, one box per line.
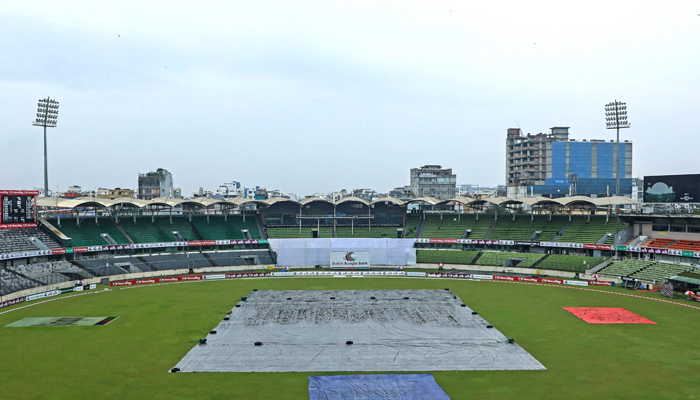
<box><xmin>2</xmin><ymin>275</ymin><xmax>698</xmax><ymax>315</ymax></box>
<box><xmin>0</xmin><ymin>289</ymin><xmax>113</xmax><ymax>316</ymax></box>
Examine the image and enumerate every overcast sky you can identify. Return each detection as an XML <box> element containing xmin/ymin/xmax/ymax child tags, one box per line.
<box><xmin>1</xmin><ymin>1</ymin><xmax>698</xmax><ymax>197</ymax></box>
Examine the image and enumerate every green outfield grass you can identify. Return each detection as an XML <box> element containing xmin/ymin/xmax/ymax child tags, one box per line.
<box><xmin>1</xmin><ymin>277</ymin><xmax>699</xmax><ymax>400</ymax></box>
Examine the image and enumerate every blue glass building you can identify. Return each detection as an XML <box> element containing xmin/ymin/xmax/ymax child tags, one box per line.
<box><xmin>506</xmin><ymin>127</ymin><xmax>632</xmax><ymax>198</ymax></box>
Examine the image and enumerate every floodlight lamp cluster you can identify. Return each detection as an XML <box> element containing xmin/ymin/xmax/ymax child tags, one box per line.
<box><xmin>32</xmin><ymin>98</ymin><xmax>59</xmax><ymax>127</ymax></box>
<box><xmin>604</xmin><ymin>100</ymin><xmax>629</xmax><ymax>129</ymax></box>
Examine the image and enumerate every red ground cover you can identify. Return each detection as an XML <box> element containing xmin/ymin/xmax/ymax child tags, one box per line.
<box><xmin>563</xmin><ymin>307</ymin><xmax>657</xmax><ymax>324</ymax></box>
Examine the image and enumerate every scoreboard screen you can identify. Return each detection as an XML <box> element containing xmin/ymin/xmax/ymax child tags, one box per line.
<box><xmin>0</xmin><ymin>190</ymin><xmax>39</xmax><ymax>229</ymax></box>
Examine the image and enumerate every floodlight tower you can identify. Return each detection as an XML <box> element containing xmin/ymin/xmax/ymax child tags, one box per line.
<box><xmin>32</xmin><ymin>97</ymin><xmax>59</xmax><ymax>197</ymax></box>
<box><xmin>605</xmin><ymin>100</ymin><xmax>629</xmax><ymax>196</ymax></box>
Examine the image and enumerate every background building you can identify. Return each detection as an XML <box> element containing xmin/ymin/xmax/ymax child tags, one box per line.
<box><xmin>138</xmin><ymin>168</ymin><xmax>174</xmax><ymax>200</ymax></box>
<box><xmin>97</xmin><ymin>188</ymin><xmax>135</xmax><ymax>199</ymax></box>
<box><xmin>506</xmin><ymin>127</ymin><xmax>633</xmax><ymax>198</ymax></box>
<box><xmin>409</xmin><ymin>165</ymin><xmax>456</xmax><ymax>200</ymax></box>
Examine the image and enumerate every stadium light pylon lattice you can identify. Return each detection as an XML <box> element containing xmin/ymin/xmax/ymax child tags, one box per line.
<box><xmin>32</xmin><ymin>97</ymin><xmax>59</xmax><ymax>197</ymax></box>
<box><xmin>604</xmin><ymin>100</ymin><xmax>630</xmax><ymax>196</ymax></box>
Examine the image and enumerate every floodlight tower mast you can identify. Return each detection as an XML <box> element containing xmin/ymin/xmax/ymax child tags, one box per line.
<box><xmin>32</xmin><ymin>97</ymin><xmax>59</xmax><ymax>197</ymax></box>
<box><xmin>605</xmin><ymin>100</ymin><xmax>629</xmax><ymax>196</ymax></box>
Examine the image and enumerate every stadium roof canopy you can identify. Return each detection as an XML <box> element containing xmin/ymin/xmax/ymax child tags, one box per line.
<box><xmin>299</xmin><ymin>197</ymin><xmax>333</xmax><ymax>206</ymax></box>
<box><xmin>591</xmin><ymin>196</ymin><xmax>639</xmax><ymax>206</ymax></box>
<box><xmin>467</xmin><ymin>196</ymin><xmax>523</xmax><ymax>206</ymax></box>
<box><xmin>263</xmin><ymin>197</ymin><xmax>301</xmax><ymax>206</ymax></box>
<box><xmin>370</xmin><ymin>197</ymin><xmax>406</xmax><ymax>206</ymax></box>
<box><xmin>336</xmin><ymin>196</ymin><xmax>370</xmax><ymax>206</ymax></box>
<box><xmin>518</xmin><ymin>197</ymin><xmax>562</xmax><ymax>206</ymax></box>
<box><xmin>36</xmin><ymin>195</ymin><xmax>640</xmax><ymax>211</ymax></box>
<box><xmin>404</xmin><ymin>196</ymin><xmax>441</xmax><ymax>206</ymax></box>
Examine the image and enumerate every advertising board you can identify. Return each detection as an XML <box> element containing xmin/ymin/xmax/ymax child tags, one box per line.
<box><xmin>330</xmin><ymin>251</ymin><xmax>370</xmax><ymax>269</ymax></box>
<box><xmin>0</xmin><ymin>190</ymin><xmax>39</xmax><ymax>229</ymax></box>
<box><xmin>644</xmin><ymin>174</ymin><xmax>700</xmax><ymax>203</ymax></box>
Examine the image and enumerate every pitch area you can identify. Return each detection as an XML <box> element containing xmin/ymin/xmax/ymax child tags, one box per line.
<box><xmin>0</xmin><ymin>277</ymin><xmax>699</xmax><ymax>399</ymax></box>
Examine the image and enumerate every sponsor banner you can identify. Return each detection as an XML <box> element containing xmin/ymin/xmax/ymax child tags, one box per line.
<box><xmin>583</xmin><ymin>244</ymin><xmax>614</xmax><ymax>250</ymax></box>
<box><xmin>0</xmin><ymin>223</ymin><xmax>38</xmax><ymax>229</ymax></box>
<box><xmin>406</xmin><ymin>272</ymin><xmax>426</xmax><ymax>277</ymax></box>
<box><xmin>517</xmin><ymin>277</ymin><xmax>540</xmax><ymax>283</ymax></box>
<box><xmin>541</xmin><ymin>278</ymin><xmax>564</xmax><ymax>284</ymax></box>
<box><xmin>419</xmin><ymin>239</ymin><xmax>517</xmax><ymax>245</ymax></box>
<box><xmin>110</xmin><ymin>275</ymin><xmax>207</xmax><ymax>286</ymax></box>
<box><xmin>494</xmin><ymin>275</ymin><xmax>517</xmax><ymax>281</ymax></box>
<box><xmin>225</xmin><ymin>272</ymin><xmax>271</xmax><ymax>278</ymax></box>
<box><xmin>204</xmin><ymin>274</ymin><xmax>226</xmax><ymax>280</ymax></box>
<box><xmin>330</xmin><ymin>251</ymin><xmax>370</xmax><ymax>269</ymax></box>
<box><xmin>73</xmin><ymin>286</ymin><xmax>83</xmax><ymax>292</ymax></box>
<box><xmin>89</xmin><ymin>283</ymin><xmax>97</xmax><ymax>289</ymax></box>
<box><xmin>426</xmin><ymin>239</ymin><xmax>460</xmax><ymax>244</ymax></box>
<box><xmin>0</xmin><ymin>249</ymin><xmax>55</xmax><ymax>260</ymax></box>
<box><xmin>26</xmin><ymin>290</ymin><xmax>61</xmax><ymax>301</ymax></box>
<box><xmin>471</xmin><ymin>274</ymin><xmax>494</xmax><ymax>280</ymax></box>
<box><xmin>38</xmin><ymin>240</ymin><xmax>269</xmax><ymax>258</ymax></box>
<box><xmin>540</xmin><ymin>242</ymin><xmax>585</xmax><ymax>249</ymax></box>
<box><xmin>617</xmin><ymin>246</ymin><xmax>627</xmax><ymax>251</ymax></box>
<box><xmin>187</xmin><ymin>240</ymin><xmax>217</xmax><ymax>246</ymax></box>
<box><xmin>0</xmin><ymin>297</ymin><xmax>25</xmax><ymax>309</ymax></box>
<box><xmin>272</xmin><ymin>271</ymin><xmax>295</xmax><ymax>277</ymax></box>
<box><xmin>588</xmin><ymin>280</ymin><xmax>613</xmax><ymax>286</ymax></box>
<box><xmin>565</xmin><ymin>280</ymin><xmax>589</xmax><ymax>287</ymax></box>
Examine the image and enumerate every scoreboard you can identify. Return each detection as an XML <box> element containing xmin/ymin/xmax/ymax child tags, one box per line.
<box><xmin>0</xmin><ymin>190</ymin><xmax>39</xmax><ymax>229</ymax></box>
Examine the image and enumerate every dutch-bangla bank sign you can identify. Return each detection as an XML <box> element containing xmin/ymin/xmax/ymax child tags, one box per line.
<box><xmin>330</xmin><ymin>251</ymin><xmax>370</xmax><ymax>269</ymax></box>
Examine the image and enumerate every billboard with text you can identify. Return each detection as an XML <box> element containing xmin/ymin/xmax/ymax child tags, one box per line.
<box><xmin>0</xmin><ymin>190</ymin><xmax>39</xmax><ymax>229</ymax></box>
<box><xmin>330</xmin><ymin>251</ymin><xmax>370</xmax><ymax>269</ymax></box>
<box><xmin>644</xmin><ymin>174</ymin><xmax>700</xmax><ymax>203</ymax></box>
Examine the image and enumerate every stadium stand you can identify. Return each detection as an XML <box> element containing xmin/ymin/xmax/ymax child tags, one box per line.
<box><xmin>7</xmin><ymin>261</ymin><xmax>81</xmax><ymax>285</ymax></box>
<box><xmin>556</xmin><ymin>216</ymin><xmax>628</xmax><ymax>245</ymax></box>
<box><xmin>421</xmin><ymin>214</ymin><xmax>492</xmax><ymax>239</ymax></box>
<box><xmin>56</xmin><ymin>219</ymin><xmax>130</xmax><ymax>247</ymax></box>
<box><xmin>599</xmin><ymin>259</ymin><xmax>697</xmax><ymax>282</ymax></box>
<box><xmin>630</xmin><ymin>262</ymin><xmax>696</xmax><ymax>282</ymax></box>
<box><xmin>73</xmin><ymin>250</ymin><xmax>274</xmax><ymax>275</ymax></box>
<box><xmin>667</xmin><ymin>240</ymin><xmax>700</xmax><ymax>252</ymax></box>
<box><xmin>266</xmin><ymin>227</ymin><xmax>332</xmax><ymax>238</ymax></box>
<box><xmin>203</xmin><ymin>250</ymin><xmax>274</xmax><ymax>266</ymax></box>
<box><xmin>537</xmin><ymin>254</ymin><xmax>607</xmax><ymax>273</ymax></box>
<box><xmin>0</xmin><ymin>227</ymin><xmax>63</xmax><ymax>253</ymax></box>
<box><xmin>642</xmin><ymin>238</ymin><xmax>675</xmax><ymax>249</ymax></box>
<box><xmin>191</xmin><ymin>216</ymin><xmax>261</xmax><ymax>240</ymax></box>
<box><xmin>0</xmin><ymin>268</ymin><xmax>39</xmax><ymax>295</ymax></box>
<box><xmin>152</xmin><ymin>217</ymin><xmax>199</xmax><ymax>241</ymax></box>
<box><xmin>416</xmin><ymin>250</ymin><xmax>480</xmax><ymax>265</ymax></box>
<box><xmin>335</xmin><ymin>226</ymin><xmax>400</xmax><ymax>238</ymax></box>
<box><xmin>119</xmin><ymin>218</ymin><xmax>177</xmax><ymax>243</ymax></box>
<box><xmin>476</xmin><ymin>251</ymin><xmax>544</xmax><ymax>268</ymax></box>
<box><xmin>487</xmin><ymin>216</ymin><xmax>567</xmax><ymax>241</ymax></box>
<box><xmin>404</xmin><ymin>215</ymin><xmax>420</xmax><ymax>238</ymax></box>
<box><xmin>598</xmin><ymin>259</ymin><xmax>654</xmax><ymax>278</ymax></box>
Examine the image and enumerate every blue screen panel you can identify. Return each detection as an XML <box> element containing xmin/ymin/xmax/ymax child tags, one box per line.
<box><xmin>552</xmin><ymin>142</ymin><xmax>567</xmax><ymax>181</ymax></box>
<box><xmin>568</xmin><ymin>142</ymin><xmax>591</xmax><ymax>179</ymax></box>
<box><xmin>309</xmin><ymin>374</ymin><xmax>451</xmax><ymax>400</ymax></box>
<box><xmin>597</xmin><ymin>143</ymin><xmax>614</xmax><ymax>179</ymax></box>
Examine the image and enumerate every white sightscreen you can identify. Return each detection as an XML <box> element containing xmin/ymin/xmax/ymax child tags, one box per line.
<box><xmin>268</xmin><ymin>238</ymin><xmax>417</xmax><ymax>267</ymax></box>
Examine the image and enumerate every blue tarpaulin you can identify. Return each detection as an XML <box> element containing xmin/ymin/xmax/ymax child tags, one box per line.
<box><xmin>308</xmin><ymin>374</ymin><xmax>450</xmax><ymax>400</ymax></box>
